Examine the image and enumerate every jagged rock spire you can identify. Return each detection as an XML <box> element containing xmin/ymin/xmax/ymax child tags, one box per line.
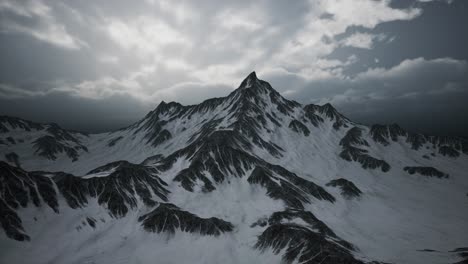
<box><xmin>246</xmin><ymin>71</ymin><xmax>257</xmax><ymax>80</ymax></box>
<box><xmin>238</xmin><ymin>71</ymin><xmax>259</xmax><ymax>89</ymax></box>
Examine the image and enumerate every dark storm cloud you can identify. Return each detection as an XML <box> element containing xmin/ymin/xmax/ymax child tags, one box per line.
<box><xmin>0</xmin><ymin>0</ymin><xmax>466</xmax><ymax>136</ymax></box>
<box><xmin>0</xmin><ymin>91</ymin><xmax>150</xmax><ymax>133</ymax></box>
<box><xmin>327</xmin><ymin>0</ymin><xmax>468</xmax><ymax>75</ymax></box>
<box><xmin>265</xmin><ymin>57</ymin><xmax>468</xmax><ymax>136</ymax></box>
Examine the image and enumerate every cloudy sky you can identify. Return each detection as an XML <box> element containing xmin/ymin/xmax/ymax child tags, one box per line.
<box><xmin>0</xmin><ymin>0</ymin><xmax>467</xmax><ymax>135</ymax></box>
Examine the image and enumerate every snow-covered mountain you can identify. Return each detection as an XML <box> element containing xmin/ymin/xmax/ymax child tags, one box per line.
<box><xmin>1</xmin><ymin>72</ymin><xmax>467</xmax><ymax>264</ymax></box>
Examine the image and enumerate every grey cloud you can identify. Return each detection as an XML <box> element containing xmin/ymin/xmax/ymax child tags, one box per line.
<box><xmin>265</xmin><ymin>57</ymin><xmax>468</xmax><ymax>136</ymax></box>
<box><xmin>328</xmin><ymin>0</ymin><xmax>468</xmax><ymax>76</ymax></box>
<box><xmin>0</xmin><ymin>90</ymin><xmax>151</xmax><ymax>133</ymax></box>
<box><xmin>0</xmin><ymin>0</ymin><xmax>86</xmax><ymax>49</ymax></box>
<box><xmin>153</xmin><ymin>82</ymin><xmax>233</xmax><ymax>105</ymax></box>
<box><xmin>0</xmin><ymin>0</ymin><xmax>466</xmax><ymax>136</ymax></box>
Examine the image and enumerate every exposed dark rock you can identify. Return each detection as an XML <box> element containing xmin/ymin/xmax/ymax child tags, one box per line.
<box><xmin>340</xmin><ymin>141</ymin><xmax>387</xmax><ymax>171</ymax></box>
<box><xmin>303</xmin><ymin>103</ymin><xmax>349</xmax><ymax>130</ymax></box>
<box><xmin>33</xmin><ymin>135</ymin><xmax>87</xmax><ymax>161</ymax></box>
<box><xmin>304</xmin><ymin>105</ymin><xmax>325</xmax><ymax>127</ymax></box>
<box><xmin>450</xmin><ymin>247</ymin><xmax>468</xmax><ymax>264</ymax></box>
<box><xmin>454</xmin><ymin>258</ymin><xmax>468</xmax><ymax>264</ymax></box>
<box><xmin>340</xmin><ymin>127</ymin><xmax>369</xmax><ymax>147</ymax></box>
<box><xmin>0</xmin><ymin>199</ymin><xmax>30</xmax><ymax>241</ymax></box>
<box><xmin>52</xmin><ymin>172</ymin><xmax>89</xmax><ymax>209</ymax></box>
<box><xmin>126</xmin><ymin>71</ymin><xmax>294</xmax><ymax>158</ymax></box>
<box><xmin>183</xmin><ymin>97</ymin><xmax>227</xmax><ymax>119</ymax></box>
<box><xmin>266</xmin><ymin>112</ymin><xmax>282</xmax><ymax>127</ymax></box>
<box><xmin>141</xmin><ymin>119</ymin><xmax>169</xmax><ymax>147</ymax></box>
<box><xmin>371</xmin><ymin>126</ymin><xmax>393</xmax><ymax>144</ymax></box>
<box><xmin>141</xmin><ymin>154</ymin><xmax>164</xmax><ymax>165</ymax></box>
<box><xmin>0</xmin><ymin>162</ymin><xmax>58</xmax><ymax>241</ymax></box>
<box><xmin>188</xmin><ymin>73</ymin><xmax>295</xmax><ymax>158</ymax></box>
<box><xmin>173</xmin><ymin>146</ymin><xmax>250</xmax><ymax>192</ymax></box>
<box><xmin>5</xmin><ymin>152</ymin><xmax>20</xmax><ymax>167</ymax></box>
<box><xmin>255</xmin><ymin>223</ymin><xmax>363</xmax><ymax>264</ymax></box>
<box><xmin>1</xmin><ymin>71</ymin><xmax>465</xmax><ymax>264</ymax></box>
<box><xmin>326</xmin><ymin>178</ymin><xmax>362</xmax><ymax>199</ymax></box>
<box><xmin>450</xmin><ymin>247</ymin><xmax>468</xmax><ymax>252</ymax></box>
<box><xmin>370</xmin><ymin>124</ymin><xmax>406</xmax><ymax>146</ymax></box>
<box><xmin>0</xmin><ymin>162</ymin><xmax>58</xmax><ymax>212</ymax></box>
<box><xmin>138</xmin><ymin>203</ymin><xmax>233</xmax><ymax>236</ymax></box>
<box><xmin>46</xmin><ymin>123</ymin><xmax>85</xmax><ymax>143</ymax></box>
<box><xmin>439</xmin><ymin>146</ymin><xmax>460</xmax><ymax>157</ymax></box>
<box><xmin>412</xmin><ymin>134</ymin><xmax>468</xmax><ymax>155</ymax></box>
<box><xmin>133</xmin><ymin>102</ymin><xmax>184</xmax><ymax>135</ymax></box>
<box><xmin>417</xmin><ymin>249</ymin><xmax>438</xmax><ymax>252</ymax></box>
<box><xmin>289</xmin><ymin>120</ymin><xmax>310</xmax><ymax>136</ymax></box>
<box><xmin>54</xmin><ymin>161</ymin><xmax>170</xmax><ymax>217</ymax></box>
<box><xmin>425</xmin><ymin>135</ymin><xmax>468</xmax><ymax>155</ymax></box>
<box><xmin>29</xmin><ymin>174</ymin><xmax>59</xmax><ymax>213</ymax></box>
<box><xmin>148</xmin><ymin>129</ymin><xmax>172</xmax><ymax>147</ymax></box>
<box><xmin>107</xmin><ymin>136</ymin><xmax>123</xmax><ymax>147</ymax></box>
<box><xmin>0</xmin><ymin>160</ymin><xmax>171</xmax><ymax>241</ymax></box>
<box><xmin>227</xmin><ymin>90</ymin><xmax>284</xmax><ymax>157</ymax></box>
<box><xmin>250</xmin><ymin>217</ymin><xmax>268</xmax><ymax>228</ymax></box>
<box><xmin>0</xmin><ymin>116</ymin><xmax>44</xmax><ymax>133</ymax></box>
<box><xmin>369</xmin><ymin>123</ymin><xmax>468</xmax><ymax>157</ymax></box>
<box><xmin>0</xmin><ymin>118</ymin><xmax>88</xmax><ymax>162</ymax></box>
<box><xmin>86</xmin><ymin>217</ymin><xmax>96</xmax><ymax>228</ymax></box>
<box><xmin>18</xmin><ymin>161</ymin><xmax>171</xmax><ymax>221</ymax></box>
<box><xmin>164</xmin><ymin>130</ymin><xmax>258</xmax><ymax>192</ymax></box>
<box><xmin>156</xmin><ymin>129</ymin><xmax>334</xmax><ymax>207</ymax></box>
<box><xmin>248</xmin><ymin>166</ymin><xmax>335</xmax><ymax>209</ymax></box>
<box><xmin>133</xmin><ymin>82</ymin><xmax>295</xmax><ymax>153</ymax></box>
<box><xmin>403</xmin><ymin>166</ymin><xmax>448</xmax><ymax>178</ymax></box>
<box><xmin>233</xmin><ymin>71</ymin><xmax>289</xmax><ymax>110</ymax></box>
<box><xmin>406</xmin><ymin>133</ymin><xmax>426</xmax><ymax>150</ymax></box>
<box><xmin>268</xmin><ymin>210</ymin><xmax>338</xmax><ymax>240</ymax></box>
<box><xmin>188</xmin><ymin>118</ymin><xmax>223</xmax><ymax>144</ymax></box>
<box><xmin>131</xmin><ymin>102</ymin><xmax>184</xmax><ymax>148</ymax></box>
<box><xmin>339</xmin><ymin>127</ymin><xmax>390</xmax><ymax>172</ymax></box>
<box><xmin>6</xmin><ymin>137</ymin><xmax>15</xmax><ymax>145</ymax></box>
<box><xmin>317</xmin><ymin>103</ymin><xmax>350</xmax><ymax>130</ymax></box>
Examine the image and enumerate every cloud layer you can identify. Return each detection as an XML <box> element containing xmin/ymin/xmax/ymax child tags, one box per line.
<box><xmin>0</xmin><ymin>0</ymin><xmax>467</xmax><ymax>135</ymax></box>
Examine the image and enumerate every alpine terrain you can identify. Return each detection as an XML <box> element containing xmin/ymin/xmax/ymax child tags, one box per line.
<box><xmin>0</xmin><ymin>72</ymin><xmax>467</xmax><ymax>264</ymax></box>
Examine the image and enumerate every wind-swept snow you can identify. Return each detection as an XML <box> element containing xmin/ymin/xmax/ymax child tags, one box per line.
<box><xmin>1</xmin><ymin>72</ymin><xmax>467</xmax><ymax>264</ymax></box>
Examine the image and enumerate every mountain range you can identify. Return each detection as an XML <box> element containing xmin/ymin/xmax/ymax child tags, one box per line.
<box><xmin>0</xmin><ymin>72</ymin><xmax>467</xmax><ymax>264</ymax></box>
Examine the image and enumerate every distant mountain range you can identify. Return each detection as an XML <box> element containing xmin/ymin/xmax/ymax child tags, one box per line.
<box><xmin>1</xmin><ymin>72</ymin><xmax>467</xmax><ymax>264</ymax></box>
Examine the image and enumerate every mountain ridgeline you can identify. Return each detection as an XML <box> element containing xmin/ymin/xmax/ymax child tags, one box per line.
<box><xmin>0</xmin><ymin>72</ymin><xmax>467</xmax><ymax>264</ymax></box>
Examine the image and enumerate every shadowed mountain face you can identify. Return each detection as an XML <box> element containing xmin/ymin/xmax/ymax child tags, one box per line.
<box><xmin>0</xmin><ymin>72</ymin><xmax>467</xmax><ymax>264</ymax></box>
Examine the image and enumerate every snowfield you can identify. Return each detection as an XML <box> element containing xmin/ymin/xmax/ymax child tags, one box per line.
<box><xmin>1</xmin><ymin>72</ymin><xmax>467</xmax><ymax>264</ymax></box>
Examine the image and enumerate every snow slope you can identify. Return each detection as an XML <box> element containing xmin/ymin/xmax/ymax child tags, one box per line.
<box><xmin>1</xmin><ymin>72</ymin><xmax>467</xmax><ymax>264</ymax></box>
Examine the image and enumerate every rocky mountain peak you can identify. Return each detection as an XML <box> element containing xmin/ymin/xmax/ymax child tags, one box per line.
<box><xmin>239</xmin><ymin>71</ymin><xmax>258</xmax><ymax>88</ymax></box>
<box><xmin>1</xmin><ymin>72</ymin><xmax>467</xmax><ymax>264</ymax></box>
<box><xmin>234</xmin><ymin>71</ymin><xmax>274</xmax><ymax>97</ymax></box>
